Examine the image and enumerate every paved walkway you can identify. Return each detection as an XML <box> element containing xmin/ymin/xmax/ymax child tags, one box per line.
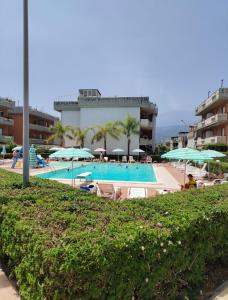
<box><xmin>0</xmin><ymin>266</ymin><xmax>19</xmax><ymax>299</ymax></box>
<box><xmin>210</xmin><ymin>282</ymin><xmax>228</xmax><ymax>300</ymax></box>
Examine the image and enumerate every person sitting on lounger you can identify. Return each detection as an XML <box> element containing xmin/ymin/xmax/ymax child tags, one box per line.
<box><xmin>181</xmin><ymin>174</ymin><xmax>197</xmax><ymax>189</ymax></box>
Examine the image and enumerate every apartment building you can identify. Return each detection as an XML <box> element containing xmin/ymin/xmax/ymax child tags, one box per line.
<box><xmin>8</xmin><ymin>107</ymin><xmax>59</xmax><ymax>145</ymax></box>
<box><xmin>0</xmin><ymin>97</ymin><xmax>15</xmax><ymax>144</ymax></box>
<box><xmin>54</xmin><ymin>89</ymin><xmax>158</xmax><ymax>155</ymax></box>
<box><xmin>195</xmin><ymin>88</ymin><xmax>228</xmax><ymax>148</ymax></box>
<box><xmin>187</xmin><ymin>125</ymin><xmax>197</xmax><ymax>148</ymax></box>
<box><xmin>169</xmin><ymin>131</ymin><xmax>188</xmax><ymax>150</ymax></box>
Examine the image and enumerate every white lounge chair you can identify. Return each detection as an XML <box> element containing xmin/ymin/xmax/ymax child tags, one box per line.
<box><xmin>128</xmin><ymin>187</ymin><xmax>147</xmax><ymax>198</ymax></box>
<box><xmin>104</xmin><ymin>157</ymin><xmax>108</xmax><ymax>162</ymax></box>
<box><xmin>97</xmin><ymin>183</ymin><xmax>121</xmax><ymax>200</ymax></box>
<box><xmin>146</xmin><ymin>156</ymin><xmax>152</xmax><ymax>163</ymax></box>
<box><xmin>122</xmin><ymin>156</ymin><xmax>127</xmax><ymax>163</ymax></box>
<box><xmin>129</xmin><ymin>156</ymin><xmax>136</xmax><ymax>163</ymax></box>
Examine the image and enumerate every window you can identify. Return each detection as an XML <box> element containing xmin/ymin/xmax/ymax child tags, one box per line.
<box><xmin>221</xmin><ymin>128</ymin><xmax>225</xmax><ymax>136</ymax></box>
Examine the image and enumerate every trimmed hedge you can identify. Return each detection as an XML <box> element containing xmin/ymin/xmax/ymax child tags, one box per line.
<box><xmin>204</xmin><ymin>143</ymin><xmax>228</xmax><ymax>152</ymax></box>
<box><xmin>0</xmin><ymin>169</ymin><xmax>227</xmax><ymax>299</ymax></box>
<box><xmin>209</xmin><ymin>161</ymin><xmax>228</xmax><ymax>174</ymax></box>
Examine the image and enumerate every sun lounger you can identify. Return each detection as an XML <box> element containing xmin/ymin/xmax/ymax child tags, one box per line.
<box><xmin>128</xmin><ymin>187</ymin><xmax>147</xmax><ymax>198</ymax></box>
<box><xmin>122</xmin><ymin>156</ymin><xmax>127</xmax><ymax>163</ymax></box>
<box><xmin>129</xmin><ymin>156</ymin><xmax>136</xmax><ymax>163</ymax></box>
<box><xmin>146</xmin><ymin>156</ymin><xmax>152</xmax><ymax>163</ymax></box>
<box><xmin>97</xmin><ymin>183</ymin><xmax>121</xmax><ymax>200</ymax></box>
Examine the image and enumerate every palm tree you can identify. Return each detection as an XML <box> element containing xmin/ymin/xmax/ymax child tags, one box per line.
<box><xmin>119</xmin><ymin>114</ymin><xmax>139</xmax><ymax>157</ymax></box>
<box><xmin>47</xmin><ymin>121</ymin><xmax>70</xmax><ymax>147</ymax></box>
<box><xmin>91</xmin><ymin>121</ymin><xmax>122</xmax><ymax>151</ymax></box>
<box><xmin>68</xmin><ymin>127</ymin><xmax>90</xmax><ymax>148</ymax></box>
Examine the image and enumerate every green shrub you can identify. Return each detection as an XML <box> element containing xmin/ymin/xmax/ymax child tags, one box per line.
<box><xmin>0</xmin><ymin>169</ymin><xmax>227</xmax><ymax>299</ymax></box>
<box><xmin>204</xmin><ymin>143</ymin><xmax>228</xmax><ymax>152</ymax></box>
<box><xmin>208</xmin><ymin>161</ymin><xmax>228</xmax><ymax>174</ymax></box>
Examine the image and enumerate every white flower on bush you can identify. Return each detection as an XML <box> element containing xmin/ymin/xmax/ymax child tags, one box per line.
<box><xmin>177</xmin><ymin>241</ymin><xmax>182</xmax><ymax>245</ymax></box>
<box><xmin>139</xmin><ymin>225</ymin><xmax>143</xmax><ymax>229</ymax></box>
<box><xmin>141</xmin><ymin>246</ymin><xmax>145</xmax><ymax>251</ymax></box>
<box><xmin>145</xmin><ymin>278</ymin><xmax>149</xmax><ymax>283</ymax></box>
<box><xmin>163</xmin><ymin>249</ymin><xmax>167</xmax><ymax>253</ymax></box>
<box><xmin>168</xmin><ymin>240</ymin><xmax>173</xmax><ymax>246</ymax></box>
<box><xmin>132</xmin><ymin>297</ymin><xmax>135</xmax><ymax>300</ymax></box>
<box><xmin>160</xmin><ymin>242</ymin><xmax>164</xmax><ymax>247</ymax></box>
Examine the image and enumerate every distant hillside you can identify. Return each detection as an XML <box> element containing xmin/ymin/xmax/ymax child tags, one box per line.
<box><xmin>156</xmin><ymin>125</ymin><xmax>182</xmax><ymax>143</ymax></box>
<box><xmin>156</xmin><ymin>110</ymin><xmax>199</xmax><ymax>143</ymax></box>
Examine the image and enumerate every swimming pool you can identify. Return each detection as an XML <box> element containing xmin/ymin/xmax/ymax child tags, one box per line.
<box><xmin>37</xmin><ymin>163</ymin><xmax>157</xmax><ymax>183</ymax></box>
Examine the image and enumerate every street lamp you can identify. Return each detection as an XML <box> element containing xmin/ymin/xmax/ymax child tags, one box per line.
<box><xmin>23</xmin><ymin>0</ymin><xmax>29</xmax><ymax>187</ymax></box>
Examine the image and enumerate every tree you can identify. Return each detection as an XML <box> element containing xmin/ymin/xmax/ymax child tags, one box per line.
<box><xmin>68</xmin><ymin>127</ymin><xmax>90</xmax><ymax>148</ymax></box>
<box><xmin>119</xmin><ymin>114</ymin><xmax>139</xmax><ymax>157</ymax></box>
<box><xmin>91</xmin><ymin>122</ymin><xmax>121</xmax><ymax>151</ymax></box>
<box><xmin>47</xmin><ymin>122</ymin><xmax>70</xmax><ymax>147</ymax></box>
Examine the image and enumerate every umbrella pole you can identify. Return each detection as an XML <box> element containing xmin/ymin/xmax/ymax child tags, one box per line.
<box><xmin>184</xmin><ymin>161</ymin><xmax>187</xmax><ymax>188</ymax></box>
<box><xmin>72</xmin><ymin>158</ymin><xmax>74</xmax><ymax>186</ymax></box>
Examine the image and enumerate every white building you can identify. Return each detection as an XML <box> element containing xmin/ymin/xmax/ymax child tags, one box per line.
<box><xmin>54</xmin><ymin>89</ymin><xmax>158</xmax><ymax>155</ymax></box>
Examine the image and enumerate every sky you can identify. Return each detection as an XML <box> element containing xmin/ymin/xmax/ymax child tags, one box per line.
<box><xmin>1</xmin><ymin>0</ymin><xmax>228</xmax><ymax>127</ymax></box>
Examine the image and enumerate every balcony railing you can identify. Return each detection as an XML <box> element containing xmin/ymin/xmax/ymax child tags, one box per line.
<box><xmin>195</xmin><ymin>88</ymin><xmax>228</xmax><ymax>115</ymax></box>
<box><xmin>29</xmin><ymin>123</ymin><xmax>52</xmax><ymax>133</ymax></box>
<box><xmin>29</xmin><ymin>138</ymin><xmax>47</xmax><ymax>145</ymax></box>
<box><xmin>0</xmin><ymin>135</ymin><xmax>13</xmax><ymax>143</ymax></box>
<box><xmin>139</xmin><ymin>138</ymin><xmax>152</xmax><ymax>145</ymax></box>
<box><xmin>196</xmin><ymin>136</ymin><xmax>227</xmax><ymax>146</ymax></box>
<box><xmin>0</xmin><ymin>116</ymin><xmax>14</xmax><ymax>126</ymax></box>
<box><xmin>140</xmin><ymin>119</ymin><xmax>152</xmax><ymax>127</ymax></box>
<box><xmin>197</xmin><ymin>113</ymin><xmax>227</xmax><ymax>130</ymax></box>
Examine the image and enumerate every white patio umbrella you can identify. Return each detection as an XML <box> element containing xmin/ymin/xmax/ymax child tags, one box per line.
<box><xmin>94</xmin><ymin>148</ymin><xmax>106</xmax><ymax>152</ymax></box>
<box><xmin>112</xmin><ymin>148</ymin><xmax>124</xmax><ymax>162</ymax></box>
<box><xmin>82</xmin><ymin>147</ymin><xmax>91</xmax><ymax>152</ymax></box>
<box><xmin>132</xmin><ymin>148</ymin><xmax>145</xmax><ymax>153</ymax></box>
<box><xmin>12</xmin><ymin>146</ymin><xmax>22</xmax><ymax>151</ymax></box>
<box><xmin>49</xmin><ymin>146</ymin><xmax>64</xmax><ymax>151</ymax></box>
<box><xmin>94</xmin><ymin>148</ymin><xmax>106</xmax><ymax>161</ymax></box>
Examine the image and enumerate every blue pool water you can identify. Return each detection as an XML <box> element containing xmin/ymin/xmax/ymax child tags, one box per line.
<box><xmin>37</xmin><ymin>163</ymin><xmax>157</xmax><ymax>183</ymax></box>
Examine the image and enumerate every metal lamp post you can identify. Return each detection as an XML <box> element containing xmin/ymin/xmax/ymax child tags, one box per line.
<box><xmin>23</xmin><ymin>0</ymin><xmax>30</xmax><ymax>187</ymax></box>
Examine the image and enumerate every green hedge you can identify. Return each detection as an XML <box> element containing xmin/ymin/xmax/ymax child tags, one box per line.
<box><xmin>0</xmin><ymin>169</ymin><xmax>227</xmax><ymax>299</ymax></box>
<box><xmin>208</xmin><ymin>161</ymin><xmax>228</xmax><ymax>174</ymax></box>
<box><xmin>204</xmin><ymin>143</ymin><xmax>228</xmax><ymax>152</ymax></box>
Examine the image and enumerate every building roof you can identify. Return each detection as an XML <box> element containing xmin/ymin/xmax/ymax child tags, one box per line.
<box><xmin>0</xmin><ymin>97</ymin><xmax>15</xmax><ymax>109</ymax></box>
<box><xmin>54</xmin><ymin>90</ymin><xmax>158</xmax><ymax>114</ymax></box>
<box><xmin>9</xmin><ymin>106</ymin><xmax>58</xmax><ymax>121</ymax></box>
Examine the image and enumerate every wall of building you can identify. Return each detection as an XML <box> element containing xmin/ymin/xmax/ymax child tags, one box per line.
<box><xmin>61</xmin><ymin>111</ymin><xmax>80</xmax><ymax>147</ymax></box>
<box><xmin>8</xmin><ymin>115</ymin><xmax>23</xmax><ymax>144</ymax></box>
<box><xmin>77</xmin><ymin>107</ymin><xmax>140</xmax><ymax>155</ymax></box>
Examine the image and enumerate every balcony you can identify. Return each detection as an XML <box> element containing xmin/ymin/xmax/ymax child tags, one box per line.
<box><xmin>195</xmin><ymin>88</ymin><xmax>228</xmax><ymax>115</ymax></box>
<box><xmin>0</xmin><ymin>116</ymin><xmax>14</xmax><ymax>126</ymax></box>
<box><xmin>29</xmin><ymin>138</ymin><xmax>47</xmax><ymax>145</ymax></box>
<box><xmin>196</xmin><ymin>136</ymin><xmax>227</xmax><ymax>146</ymax></box>
<box><xmin>197</xmin><ymin>113</ymin><xmax>227</xmax><ymax>130</ymax></box>
<box><xmin>139</xmin><ymin>138</ymin><xmax>152</xmax><ymax>146</ymax></box>
<box><xmin>29</xmin><ymin>123</ymin><xmax>52</xmax><ymax>133</ymax></box>
<box><xmin>0</xmin><ymin>135</ymin><xmax>13</xmax><ymax>143</ymax></box>
<box><xmin>140</xmin><ymin>119</ymin><xmax>152</xmax><ymax>128</ymax></box>
<box><xmin>187</xmin><ymin>131</ymin><xmax>196</xmax><ymax>139</ymax></box>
